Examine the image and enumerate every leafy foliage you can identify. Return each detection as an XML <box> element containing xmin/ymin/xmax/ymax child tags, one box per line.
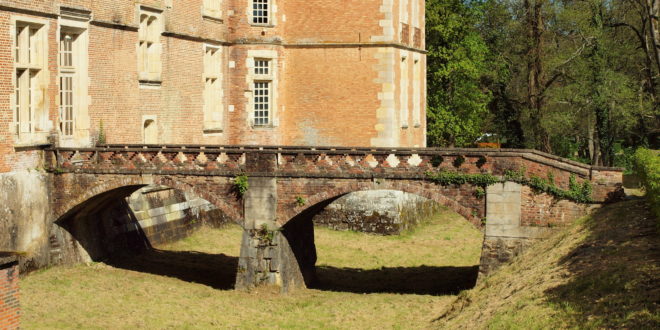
<box><xmin>234</xmin><ymin>174</ymin><xmax>249</xmax><ymax>197</ymax></box>
<box><xmin>295</xmin><ymin>196</ymin><xmax>307</xmax><ymax>207</ymax></box>
<box><xmin>427</xmin><ymin>0</ymin><xmax>659</xmax><ymax>161</ymax></box>
<box><xmin>426</xmin><ymin>0</ymin><xmax>492</xmax><ymax>147</ymax></box>
<box><xmin>474</xmin><ymin>187</ymin><xmax>486</xmax><ymax>199</ymax></box>
<box><xmin>632</xmin><ymin>148</ymin><xmax>660</xmax><ymax>220</ymax></box>
<box><xmin>426</xmin><ymin>170</ymin><xmax>500</xmax><ymax>187</ymax></box>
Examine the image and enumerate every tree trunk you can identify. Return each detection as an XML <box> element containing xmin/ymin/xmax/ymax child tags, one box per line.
<box><xmin>647</xmin><ymin>0</ymin><xmax>660</xmax><ymax>77</ymax></box>
<box><xmin>525</xmin><ymin>0</ymin><xmax>552</xmax><ymax>153</ymax></box>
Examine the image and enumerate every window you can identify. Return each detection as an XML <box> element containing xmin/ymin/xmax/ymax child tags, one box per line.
<box><xmin>253</xmin><ymin>58</ymin><xmax>272</xmax><ymax>126</ymax></box>
<box><xmin>204</xmin><ymin>46</ymin><xmax>223</xmax><ymax>132</ymax></box>
<box><xmin>252</xmin><ymin>0</ymin><xmax>270</xmax><ymax>25</ymax></box>
<box><xmin>14</xmin><ymin>22</ymin><xmax>45</xmax><ymax>138</ymax></box>
<box><xmin>253</xmin><ymin>82</ymin><xmax>270</xmax><ymax>126</ymax></box>
<box><xmin>59</xmin><ymin>32</ymin><xmax>78</xmax><ymax>136</ymax></box>
<box><xmin>254</xmin><ymin>59</ymin><xmax>269</xmax><ymax>75</ymax></box>
<box><xmin>203</xmin><ymin>0</ymin><xmax>222</xmax><ymax>19</ymax></box>
<box><xmin>138</xmin><ymin>9</ymin><xmax>162</xmax><ymax>83</ymax></box>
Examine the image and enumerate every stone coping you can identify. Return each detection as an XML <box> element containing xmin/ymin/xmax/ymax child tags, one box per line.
<box><xmin>51</xmin><ymin>144</ymin><xmax>623</xmax><ymax>172</ymax></box>
<box><xmin>0</xmin><ymin>252</ymin><xmax>21</xmax><ymax>267</ymax></box>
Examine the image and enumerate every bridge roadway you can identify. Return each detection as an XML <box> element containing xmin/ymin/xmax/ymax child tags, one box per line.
<box><xmin>45</xmin><ymin>144</ymin><xmax>623</xmax><ymax>291</ymax></box>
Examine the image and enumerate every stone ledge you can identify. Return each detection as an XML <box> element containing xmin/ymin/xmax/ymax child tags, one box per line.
<box><xmin>0</xmin><ymin>252</ymin><xmax>20</xmax><ymax>267</ymax></box>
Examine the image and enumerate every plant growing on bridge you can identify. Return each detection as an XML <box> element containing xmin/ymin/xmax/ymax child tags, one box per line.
<box><xmin>234</xmin><ymin>174</ymin><xmax>249</xmax><ymax>197</ymax></box>
<box><xmin>425</xmin><ymin>170</ymin><xmax>499</xmax><ymax>188</ymax></box>
<box><xmin>295</xmin><ymin>196</ymin><xmax>307</xmax><ymax>207</ymax></box>
<box><xmin>256</xmin><ymin>224</ymin><xmax>277</xmax><ymax>246</ymax></box>
<box><xmin>426</xmin><ymin>168</ymin><xmax>593</xmax><ymax>203</ymax></box>
<box><xmin>474</xmin><ymin>187</ymin><xmax>486</xmax><ymax>199</ymax></box>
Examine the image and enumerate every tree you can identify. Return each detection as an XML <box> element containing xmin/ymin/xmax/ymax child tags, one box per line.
<box><xmin>425</xmin><ymin>0</ymin><xmax>492</xmax><ymax>147</ymax></box>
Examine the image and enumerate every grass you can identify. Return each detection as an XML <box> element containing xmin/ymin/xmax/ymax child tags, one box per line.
<box><xmin>21</xmin><ymin>208</ymin><xmax>484</xmax><ymax>329</ymax></box>
<box><xmin>436</xmin><ymin>199</ymin><xmax>660</xmax><ymax>329</ymax></box>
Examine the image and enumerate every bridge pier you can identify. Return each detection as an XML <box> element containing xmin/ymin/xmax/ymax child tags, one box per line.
<box><xmin>480</xmin><ymin>182</ymin><xmax>558</xmax><ymax>277</ymax></box>
<box><xmin>235</xmin><ymin>176</ymin><xmax>306</xmax><ymax>292</ymax></box>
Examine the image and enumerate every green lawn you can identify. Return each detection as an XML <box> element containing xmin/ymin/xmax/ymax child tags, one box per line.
<box><xmin>21</xmin><ymin>208</ymin><xmax>483</xmax><ymax>329</ymax></box>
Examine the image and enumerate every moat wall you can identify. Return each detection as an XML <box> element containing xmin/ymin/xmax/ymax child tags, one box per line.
<box><xmin>126</xmin><ymin>186</ymin><xmax>231</xmax><ymax>246</ymax></box>
<box><xmin>313</xmin><ymin>190</ymin><xmax>445</xmax><ymax>235</ymax></box>
<box><xmin>0</xmin><ymin>171</ymin><xmax>52</xmax><ymax>272</ymax></box>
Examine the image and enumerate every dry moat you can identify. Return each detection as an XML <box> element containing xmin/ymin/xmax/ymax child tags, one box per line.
<box><xmin>20</xmin><ymin>208</ymin><xmax>482</xmax><ymax>329</ymax></box>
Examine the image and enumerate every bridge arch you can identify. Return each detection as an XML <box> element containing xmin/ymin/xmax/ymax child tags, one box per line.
<box><xmin>53</xmin><ymin>174</ymin><xmax>243</xmax><ymax>226</ymax></box>
<box><xmin>50</xmin><ymin>173</ymin><xmax>244</xmax><ymax>266</ymax></box>
<box><xmin>278</xmin><ymin>179</ymin><xmax>484</xmax><ymax>228</ymax></box>
<box><xmin>276</xmin><ymin>181</ymin><xmax>486</xmax><ymax>288</ymax></box>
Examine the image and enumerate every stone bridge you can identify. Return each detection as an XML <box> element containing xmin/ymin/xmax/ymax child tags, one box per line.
<box><xmin>45</xmin><ymin>145</ymin><xmax>623</xmax><ymax>291</ymax></box>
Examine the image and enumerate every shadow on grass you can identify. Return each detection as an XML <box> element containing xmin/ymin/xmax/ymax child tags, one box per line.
<box><xmin>106</xmin><ymin>248</ymin><xmax>478</xmax><ymax>295</ymax></box>
<box><xmin>106</xmin><ymin>249</ymin><xmax>239</xmax><ymax>290</ymax></box>
<box><xmin>313</xmin><ymin>265</ymin><xmax>479</xmax><ymax>295</ymax></box>
<box><xmin>545</xmin><ymin>200</ymin><xmax>660</xmax><ymax>328</ymax></box>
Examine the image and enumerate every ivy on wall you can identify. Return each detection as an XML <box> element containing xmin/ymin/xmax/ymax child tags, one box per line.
<box><xmin>425</xmin><ymin>169</ymin><xmax>593</xmax><ymax>203</ymax></box>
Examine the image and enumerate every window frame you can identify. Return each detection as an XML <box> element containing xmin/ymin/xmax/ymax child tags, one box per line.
<box><xmin>251</xmin><ymin>58</ymin><xmax>273</xmax><ymax>127</ymax></box>
<box><xmin>58</xmin><ymin>28</ymin><xmax>83</xmax><ymax>138</ymax></box>
<box><xmin>250</xmin><ymin>0</ymin><xmax>272</xmax><ymax>26</ymax></box>
<box><xmin>203</xmin><ymin>45</ymin><xmax>224</xmax><ymax>133</ymax></box>
<box><xmin>12</xmin><ymin>17</ymin><xmax>48</xmax><ymax>143</ymax></box>
<box><xmin>137</xmin><ymin>7</ymin><xmax>163</xmax><ymax>85</ymax></box>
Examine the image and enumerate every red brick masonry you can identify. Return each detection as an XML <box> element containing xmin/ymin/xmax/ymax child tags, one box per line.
<box><xmin>0</xmin><ymin>253</ymin><xmax>19</xmax><ymax>330</ymax></box>
<box><xmin>47</xmin><ymin>145</ymin><xmax>624</xmax><ymax>229</ymax></box>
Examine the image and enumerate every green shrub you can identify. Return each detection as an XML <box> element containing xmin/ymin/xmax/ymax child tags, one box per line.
<box><xmin>234</xmin><ymin>174</ymin><xmax>249</xmax><ymax>197</ymax></box>
<box><xmin>632</xmin><ymin>148</ymin><xmax>660</xmax><ymax>220</ymax></box>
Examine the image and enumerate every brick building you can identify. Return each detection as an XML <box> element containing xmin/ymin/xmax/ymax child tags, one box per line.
<box><xmin>0</xmin><ymin>0</ymin><xmax>427</xmax><ymax>173</ymax></box>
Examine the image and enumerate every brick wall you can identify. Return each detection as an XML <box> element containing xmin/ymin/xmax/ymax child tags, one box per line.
<box><xmin>0</xmin><ymin>0</ymin><xmax>427</xmax><ymax>173</ymax></box>
<box><xmin>0</xmin><ymin>254</ymin><xmax>19</xmax><ymax>330</ymax></box>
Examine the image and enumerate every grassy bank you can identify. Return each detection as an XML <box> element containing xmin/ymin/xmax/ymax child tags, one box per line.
<box><xmin>437</xmin><ymin>199</ymin><xmax>660</xmax><ymax>329</ymax></box>
<box><xmin>21</xmin><ymin>208</ymin><xmax>483</xmax><ymax>329</ymax></box>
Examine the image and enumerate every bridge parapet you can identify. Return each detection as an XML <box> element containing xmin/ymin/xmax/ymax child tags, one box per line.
<box><xmin>46</xmin><ymin>145</ymin><xmax>622</xmax><ymax>202</ymax></box>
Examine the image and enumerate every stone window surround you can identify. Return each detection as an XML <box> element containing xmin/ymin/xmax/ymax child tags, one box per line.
<box><xmin>412</xmin><ymin>52</ymin><xmax>421</xmax><ymax>128</ymax></box>
<box><xmin>245</xmin><ymin>49</ymin><xmax>279</xmax><ymax>128</ymax></box>
<box><xmin>137</xmin><ymin>6</ymin><xmax>163</xmax><ymax>87</ymax></box>
<box><xmin>11</xmin><ymin>15</ymin><xmax>51</xmax><ymax>147</ymax></box>
<box><xmin>57</xmin><ymin>10</ymin><xmax>91</xmax><ymax>147</ymax></box>
<box><xmin>400</xmin><ymin>51</ymin><xmax>409</xmax><ymax>129</ymax></box>
<box><xmin>202</xmin><ymin>0</ymin><xmax>223</xmax><ymax>22</ymax></box>
<box><xmin>203</xmin><ymin>44</ymin><xmax>224</xmax><ymax>135</ymax></box>
<box><xmin>247</xmin><ymin>0</ymin><xmax>277</xmax><ymax>27</ymax></box>
<box><xmin>411</xmin><ymin>0</ymin><xmax>420</xmax><ymax>28</ymax></box>
<box><xmin>399</xmin><ymin>0</ymin><xmax>409</xmax><ymax>44</ymax></box>
<box><xmin>142</xmin><ymin>115</ymin><xmax>158</xmax><ymax>144</ymax></box>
